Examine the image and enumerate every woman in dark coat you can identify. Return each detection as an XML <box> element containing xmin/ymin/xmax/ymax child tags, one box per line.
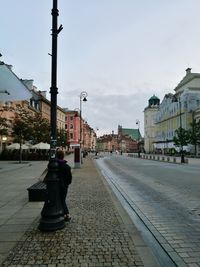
<box><xmin>56</xmin><ymin>150</ymin><xmax>72</xmax><ymax>221</ymax></box>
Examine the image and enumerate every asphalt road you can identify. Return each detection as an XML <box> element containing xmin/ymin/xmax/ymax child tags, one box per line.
<box><xmin>96</xmin><ymin>154</ymin><xmax>200</xmax><ymax>267</ymax></box>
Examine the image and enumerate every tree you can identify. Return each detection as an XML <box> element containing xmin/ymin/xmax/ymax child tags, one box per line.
<box><xmin>0</xmin><ymin>117</ymin><xmax>9</xmax><ymax>137</ymax></box>
<box><xmin>187</xmin><ymin>120</ymin><xmax>200</xmax><ymax>156</ymax></box>
<box><xmin>0</xmin><ymin>117</ymin><xmax>9</xmax><ymax>151</ymax></box>
<box><xmin>173</xmin><ymin>127</ymin><xmax>189</xmax><ymax>163</ymax></box>
<box><xmin>12</xmin><ymin>108</ymin><xmax>32</xmax><ymax>162</ymax></box>
<box><xmin>12</xmin><ymin>109</ymin><xmax>32</xmax><ymax>143</ymax></box>
<box><xmin>29</xmin><ymin>113</ymin><xmax>50</xmax><ymax>144</ymax></box>
<box><xmin>57</xmin><ymin>128</ymin><xmax>68</xmax><ymax>148</ymax></box>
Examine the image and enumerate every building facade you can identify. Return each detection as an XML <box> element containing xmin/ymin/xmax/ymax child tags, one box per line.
<box><xmin>97</xmin><ymin>126</ymin><xmax>141</xmax><ymax>153</ymax></box>
<box><xmin>144</xmin><ymin>95</ymin><xmax>160</xmax><ymax>153</ymax></box>
<box><xmin>144</xmin><ymin>68</ymin><xmax>200</xmax><ymax>155</ymax></box>
<box><xmin>64</xmin><ymin>109</ymin><xmax>96</xmax><ymax>151</ymax></box>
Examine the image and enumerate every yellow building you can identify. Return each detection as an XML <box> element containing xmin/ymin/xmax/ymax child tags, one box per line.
<box><xmin>144</xmin><ymin>95</ymin><xmax>160</xmax><ymax>153</ymax></box>
<box><xmin>145</xmin><ymin>68</ymin><xmax>200</xmax><ymax>154</ymax></box>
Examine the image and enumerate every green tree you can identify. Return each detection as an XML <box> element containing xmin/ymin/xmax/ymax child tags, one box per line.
<box><xmin>12</xmin><ymin>109</ymin><xmax>32</xmax><ymax>162</ymax></box>
<box><xmin>0</xmin><ymin>117</ymin><xmax>9</xmax><ymax>137</ymax></box>
<box><xmin>29</xmin><ymin>113</ymin><xmax>50</xmax><ymax>144</ymax></box>
<box><xmin>187</xmin><ymin>120</ymin><xmax>200</xmax><ymax>156</ymax></box>
<box><xmin>57</xmin><ymin>128</ymin><xmax>68</xmax><ymax>148</ymax></box>
<box><xmin>173</xmin><ymin>127</ymin><xmax>189</xmax><ymax>163</ymax></box>
<box><xmin>0</xmin><ymin>117</ymin><xmax>9</xmax><ymax>152</ymax></box>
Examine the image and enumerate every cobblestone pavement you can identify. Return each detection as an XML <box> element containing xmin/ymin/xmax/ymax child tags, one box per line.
<box><xmin>97</xmin><ymin>155</ymin><xmax>200</xmax><ymax>267</ymax></box>
<box><xmin>1</xmin><ymin>157</ymin><xmax>151</xmax><ymax>267</ymax></box>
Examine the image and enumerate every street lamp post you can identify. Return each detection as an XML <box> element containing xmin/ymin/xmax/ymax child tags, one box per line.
<box><xmin>79</xmin><ymin>91</ymin><xmax>88</xmax><ymax>159</ymax></box>
<box><xmin>39</xmin><ymin>0</ymin><xmax>65</xmax><ymax>232</ymax></box>
<box><xmin>173</xmin><ymin>96</ymin><xmax>185</xmax><ymax>163</ymax></box>
<box><xmin>136</xmin><ymin>119</ymin><xmax>140</xmax><ymax>158</ymax></box>
<box><xmin>178</xmin><ymin>100</ymin><xmax>185</xmax><ymax>163</ymax></box>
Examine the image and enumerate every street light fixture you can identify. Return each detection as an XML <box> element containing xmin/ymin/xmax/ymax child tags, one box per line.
<box><xmin>80</xmin><ymin>91</ymin><xmax>88</xmax><ymax>157</ymax></box>
<box><xmin>39</xmin><ymin>0</ymin><xmax>65</xmax><ymax>232</ymax></box>
<box><xmin>136</xmin><ymin>119</ymin><xmax>140</xmax><ymax>158</ymax></box>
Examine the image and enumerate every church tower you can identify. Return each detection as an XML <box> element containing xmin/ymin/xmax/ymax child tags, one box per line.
<box><xmin>144</xmin><ymin>95</ymin><xmax>160</xmax><ymax>153</ymax></box>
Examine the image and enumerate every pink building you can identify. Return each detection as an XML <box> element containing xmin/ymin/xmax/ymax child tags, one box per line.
<box><xmin>64</xmin><ymin>109</ymin><xmax>96</xmax><ymax>151</ymax></box>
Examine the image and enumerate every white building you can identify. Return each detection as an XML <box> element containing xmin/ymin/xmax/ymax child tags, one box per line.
<box><xmin>144</xmin><ymin>68</ymin><xmax>200</xmax><ymax>155</ymax></box>
<box><xmin>144</xmin><ymin>95</ymin><xmax>160</xmax><ymax>153</ymax></box>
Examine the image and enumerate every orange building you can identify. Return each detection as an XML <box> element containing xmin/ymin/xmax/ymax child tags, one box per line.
<box><xmin>0</xmin><ymin>61</ymin><xmax>96</xmax><ymax>152</ymax></box>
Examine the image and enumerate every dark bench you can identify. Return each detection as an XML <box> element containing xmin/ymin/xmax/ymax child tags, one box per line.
<box><xmin>27</xmin><ymin>181</ymin><xmax>47</xmax><ymax>201</ymax></box>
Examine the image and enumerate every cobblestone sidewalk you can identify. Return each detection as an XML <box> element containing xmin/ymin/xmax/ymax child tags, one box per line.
<box><xmin>2</xmin><ymin>157</ymin><xmax>145</xmax><ymax>267</ymax></box>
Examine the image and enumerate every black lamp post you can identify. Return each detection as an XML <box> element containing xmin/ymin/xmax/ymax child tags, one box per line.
<box><xmin>173</xmin><ymin>96</ymin><xmax>185</xmax><ymax>163</ymax></box>
<box><xmin>38</xmin><ymin>0</ymin><xmax>65</xmax><ymax>231</ymax></box>
<box><xmin>79</xmin><ymin>91</ymin><xmax>88</xmax><ymax>159</ymax></box>
<box><xmin>136</xmin><ymin>119</ymin><xmax>140</xmax><ymax>157</ymax></box>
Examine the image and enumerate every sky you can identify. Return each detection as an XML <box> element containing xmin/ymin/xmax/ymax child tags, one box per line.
<box><xmin>1</xmin><ymin>0</ymin><xmax>200</xmax><ymax>136</ymax></box>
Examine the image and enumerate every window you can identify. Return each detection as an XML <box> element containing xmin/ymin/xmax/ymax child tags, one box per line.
<box><xmin>70</xmin><ymin>116</ymin><xmax>73</xmax><ymax>121</ymax></box>
<box><xmin>70</xmin><ymin>124</ymin><xmax>73</xmax><ymax>129</ymax></box>
<box><xmin>70</xmin><ymin>133</ymin><xmax>73</xmax><ymax>139</ymax></box>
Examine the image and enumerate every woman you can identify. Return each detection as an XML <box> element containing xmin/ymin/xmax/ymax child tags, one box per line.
<box><xmin>56</xmin><ymin>150</ymin><xmax>72</xmax><ymax>221</ymax></box>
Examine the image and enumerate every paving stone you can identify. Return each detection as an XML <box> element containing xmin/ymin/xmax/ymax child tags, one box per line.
<box><xmin>1</xmin><ymin>158</ymin><xmax>144</xmax><ymax>267</ymax></box>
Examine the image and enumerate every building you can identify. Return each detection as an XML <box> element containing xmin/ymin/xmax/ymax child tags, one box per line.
<box><xmin>64</xmin><ymin>109</ymin><xmax>96</xmax><ymax>151</ymax></box>
<box><xmin>64</xmin><ymin>110</ymin><xmax>80</xmax><ymax>148</ymax></box>
<box><xmin>27</xmin><ymin>82</ymin><xmax>65</xmax><ymax>132</ymax></box>
<box><xmin>0</xmin><ymin>62</ymin><xmax>31</xmax><ymax>102</ymax></box>
<box><xmin>0</xmin><ymin>62</ymin><xmax>67</xmax><ymax>149</ymax></box>
<box><xmin>0</xmin><ymin>62</ymin><xmax>32</xmax><ymax>150</ymax></box>
<box><xmin>97</xmin><ymin>133</ymin><xmax>118</xmax><ymax>152</ymax></box>
<box><xmin>97</xmin><ymin>126</ymin><xmax>142</xmax><ymax>153</ymax></box>
<box><xmin>144</xmin><ymin>95</ymin><xmax>160</xmax><ymax>153</ymax></box>
<box><xmin>118</xmin><ymin>125</ymin><xmax>141</xmax><ymax>152</ymax></box>
<box><xmin>144</xmin><ymin>68</ymin><xmax>200</xmax><ymax>155</ymax></box>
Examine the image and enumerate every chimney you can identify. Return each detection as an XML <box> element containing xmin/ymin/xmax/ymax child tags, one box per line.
<box><xmin>39</xmin><ymin>91</ymin><xmax>47</xmax><ymax>98</ymax></box>
<box><xmin>21</xmin><ymin>79</ymin><xmax>34</xmax><ymax>90</ymax></box>
<box><xmin>186</xmin><ymin>68</ymin><xmax>192</xmax><ymax>75</ymax></box>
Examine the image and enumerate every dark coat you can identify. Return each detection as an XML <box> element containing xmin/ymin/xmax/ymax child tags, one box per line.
<box><xmin>57</xmin><ymin>159</ymin><xmax>72</xmax><ymax>190</ymax></box>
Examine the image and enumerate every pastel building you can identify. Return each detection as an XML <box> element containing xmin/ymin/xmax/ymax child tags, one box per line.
<box><xmin>144</xmin><ymin>95</ymin><xmax>160</xmax><ymax>153</ymax></box>
<box><xmin>144</xmin><ymin>68</ymin><xmax>200</xmax><ymax>154</ymax></box>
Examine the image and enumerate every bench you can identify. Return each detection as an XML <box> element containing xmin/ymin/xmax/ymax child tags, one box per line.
<box><xmin>27</xmin><ymin>181</ymin><xmax>47</xmax><ymax>202</ymax></box>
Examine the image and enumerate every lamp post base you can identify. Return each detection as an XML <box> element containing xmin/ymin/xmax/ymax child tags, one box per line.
<box><xmin>38</xmin><ymin>158</ymin><xmax>65</xmax><ymax>232</ymax></box>
<box><xmin>38</xmin><ymin>217</ymin><xmax>65</xmax><ymax>232</ymax></box>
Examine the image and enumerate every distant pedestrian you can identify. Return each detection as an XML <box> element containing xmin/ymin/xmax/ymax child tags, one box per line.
<box><xmin>56</xmin><ymin>150</ymin><xmax>72</xmax><ymax>221</ymax></box>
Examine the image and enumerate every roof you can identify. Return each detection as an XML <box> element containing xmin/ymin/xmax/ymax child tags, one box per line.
<box><xmin>175</xmin><ymin>68</ymin><xmax>200</xmax><ymax>91</ymax></box>
<box><xmin>122</xmin><ymin>128</ymin><xmax>142</xmax><ymax>140</ymax></box>
<box><xmin>0</xmin><ymin>62</ymin><xmax>32</xmax><ymax>101</ymax></box>
<box><xmin>149</xmin><ymin>94</ymin><xmax>160</xmax><ymax>101</ymax></box>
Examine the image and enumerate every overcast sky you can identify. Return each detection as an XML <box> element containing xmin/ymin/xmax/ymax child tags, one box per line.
<box><xmin>1</xmin><ymin>0</ymin><xmax>200</xmax><ymax>136</ymax></box>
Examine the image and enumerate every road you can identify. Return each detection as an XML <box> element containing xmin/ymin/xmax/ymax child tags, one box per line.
<box><xmin>95</xmin><ymin>154</ymin><xmax>200</xmax><ymax>267</ymax></box>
